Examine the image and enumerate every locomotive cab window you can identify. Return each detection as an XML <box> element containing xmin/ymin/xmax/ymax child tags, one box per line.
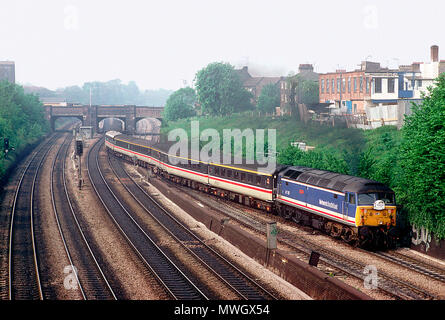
<box><xmin>289</xmin><ymin>171</ymin><xmax>303</xmax><ymax>180</ymax></box>
<box><xmin>349</xmin><ymin>193</ymin><xmax>356</xmax><ymax>204</ymax></box>
<box><xmin>283</xmin><ymin>170</ymin><xmax>296</xmax><ymax>178</ymax></box>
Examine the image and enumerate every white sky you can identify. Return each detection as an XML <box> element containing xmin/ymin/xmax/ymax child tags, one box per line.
<box><xmin>1</xmin><ymin>0</ymin><xmax>444</xmax><ymax>91</ymax></box>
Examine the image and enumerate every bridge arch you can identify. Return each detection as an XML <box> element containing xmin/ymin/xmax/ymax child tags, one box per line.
<box><xmin>98</xmin><ymin>117</ymin><xmax>125</xmax><ymax>133</ymax></box>
<box><xmin>45</xmin><ymin>104</ymin><xmax>164</xmax><ymax>135</ymax></box>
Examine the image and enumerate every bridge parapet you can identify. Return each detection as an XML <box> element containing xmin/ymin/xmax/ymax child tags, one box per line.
<box><xmin>136</xmin><ymin>106</ymin><xmax>163</xmax><ymax>118</ymax></box>
<box><xmin>51</xmin><ymin>106</ymin><xmax>84</xmax><ymax>116</ymax></box>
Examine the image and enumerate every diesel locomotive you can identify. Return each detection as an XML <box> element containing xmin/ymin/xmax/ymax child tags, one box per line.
<box><xmin>105</xmin><ymin>131</ymin><xmax>399</xmax><ymax>249</ymax></box>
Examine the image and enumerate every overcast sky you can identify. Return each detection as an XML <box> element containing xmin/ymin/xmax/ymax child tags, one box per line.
<box><xmin>1</xmin><ymin>0</ymin><xmax>444</xmax><ymax>91</ymax></box>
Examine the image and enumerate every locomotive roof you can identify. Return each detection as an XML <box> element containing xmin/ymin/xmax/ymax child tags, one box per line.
<box><xmin>110</xmin><ymin>132</ymin><xmax>286</xmax><ymax>176</ymax></box>
<box><xmin>280</xmin><ymin>166</ymin><xmax>394</xmax><ymax>194</ymax></box>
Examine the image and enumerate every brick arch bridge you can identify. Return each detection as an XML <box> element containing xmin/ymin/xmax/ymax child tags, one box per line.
<box><xmin>45</xmin><ymin>104</ymin><xmax>163</xmax><ymax>134</ymax></box>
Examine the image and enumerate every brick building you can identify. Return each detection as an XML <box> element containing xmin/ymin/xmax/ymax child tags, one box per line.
<box><xmin>235</xmin><ymin>66</ymin><xmax>283</xmax><ymax>104</ymax></box>
<box><xmin>319</xmin><ymin>61</ymin><xmax>398</xmax><ymax>115</ymax></box>
<box><xmin>0</xmin><ymin>61</ymin><xmax>15</xmax><ymax>84</ymax></box>
<box><xmin>236</xmin><ymin>64</ymin><xmax>318</xmax><ymax>112</ymax></box>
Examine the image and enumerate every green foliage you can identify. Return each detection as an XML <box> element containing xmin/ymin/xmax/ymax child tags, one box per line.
<box><xmin>396</xmin><ymin>74</ymin><xmax>445</xmax><ymax>239</ymax></box>
<box><xmin>26</xmin><ymin>80</ymin><xmax>173</xmax><ymax>106</ymax></box>
<box><xmin>278</xmin><ymin>146</ymin><xmax>349</xmax><ymax>174</ymax></box>
<box><xmin>163</xmin><ymin>87</ymin><xmax>196</xmax><ymax>121</ymax></box>
<box><xmin>195</xmin><ymin>62</ymin><xmax>253</xmax><ymax>116</ymax></box>
<box><xmin>299</xmin><ymin>80</ymin><xmax>319</xmax><ymax>105</ymax></box>
<box><xmin>285</xmin><ymin>75</ymin><xmax>319</xmax><ymax>118</ymax></box>
<box><xmin>0</xmin><ymin>81</ymin><xmax>50</xmax><ymax>179</ymax></box>
<box><xmin>257</xmin><ymin>83</ymin><xmax>280</xmax><ymax>113</ymax></box>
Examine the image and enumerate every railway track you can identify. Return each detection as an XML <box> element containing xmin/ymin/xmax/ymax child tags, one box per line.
<box><xmin>107</xmin><ymin>151</ymin><xmax>277</xmax><ymax>300</ymax></box>
<box><xmin>51</xmin><ymin>134</ymin><xmax>117</xmax><ymax>300</ymax></box>
<box><xmin>372</xmin><ymin>250</ymin><xmax>445</xmax><ymax>283</ymax></box>
<box><xmin>87</xmin><ymin>138</ymin><xmax>208</xmax><ymax>300</ymax></box>
<box><xmin>141</xmin><ymin>170</ymin><xmax>441</xmax><ymax>300</ymax></box>
<box><xmin>7</xmin><ymin>134</ymin><xmax>61</xmax><ymax>300</ymax></box>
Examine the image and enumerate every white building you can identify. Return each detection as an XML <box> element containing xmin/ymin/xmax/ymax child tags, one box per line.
<box><xmin>365</xmin><ymin>45</ymin><xmax>445</xmax><ymax>129</ymax></box>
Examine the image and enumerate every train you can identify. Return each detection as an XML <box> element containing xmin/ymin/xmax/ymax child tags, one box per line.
<box><xmin>105</xmin><ymin>131</ymin><xmax>399</xmax><ymax>249</ymax></box>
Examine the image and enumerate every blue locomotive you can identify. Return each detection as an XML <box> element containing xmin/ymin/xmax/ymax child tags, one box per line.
<box><xmin>276</xmin><ymin>167</ymin><xmax>397</xmax><ymax>248</ymax></box>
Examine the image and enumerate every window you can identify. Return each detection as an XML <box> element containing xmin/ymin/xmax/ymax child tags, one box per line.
<box><xmin>417</xmin><ymin>80</ymin><xmax>423</xmax><ymax>88</ymax></box>
<box><xmin>221</xmin><ymin>168</ymin><xmax>226</xmax><ymax>176</ymax></box>
<box><xmin>283</xmin><ymin>170</ymin><xmax>295</xmax><ymax>178</ymax></box>
<box><xmin>227</xmin><ymin>170</ymin><xmax>232</xmax><ymax>178</ymax></box>
<box><xmin>354</xmin><ymin>77</ymin><xmax>357</xmax><ymax>92</ymax></box>
<box><xmin>326</xmin><ymin>78</ymin><xmax>330</xmax><ymax>93</ymax></box>
<box><xmin>354</xmin><ymin>104</ymin><xmax>357</xmax><ymax>113</ymax></box>
<box><xmin>321</xmin><ymin>79</ymin><xmax>325</xmax><ymax>93</ymax></box>
<box><xmin>342</xmin><ymin>78</ymin><xmax>346</xmax><ymax>93</ymax></box>
<box><xmin>256</xmin><ymin>176</ymin><xmax>262</xmax><ymax>186</ymax></box>
<box><xmin>214</xmin><ymin>167</ymin><xmax>220</xmax><ymax>175</ymax></box>
<box><xmin>360</xmin><ymin>76</ymin><xmax>363</xmax><ymax>92</ymax></box>
<box><xmin>349</xmin><ymin>193</ymin><xmax>356</xmax><ymax>205</ymax></box>
<box><xmin>241</xmin><ymin>172</ymin><xmax>246</xmax><ymax>182</ymax></box>
<box><xmin>375</xmin><ymin>78</ymin><xmax>382</xmax><ymax>93</ymax></box>
<box><xmin>388</xmin><ymin>78</ymin><xmax>395</xmax><ymax>93</ymax></box>
<box><xmin>331</xmin><ymin>79</ymin><xmax>335</xmax><ymax>94</ymax></box>
<box><xmin>358</xmin><ymin>193</ymin><xmax>395</xmax><ymax>205</ymax></box>
<box><xmin>234</xmin><ymin>171</ymin><xmax>239</xmax><ymax>180</ymax></box>
<box><xmin>337</xmin><ymin>78</ymin><xmax>341</xmax><ymax>93</ymax></box>
<box><xmin>347</xmin><ymin>77</ymin><xmax>351</xmax><ymax>93</ymax></box>
<box><xmin>366</xmin><ymin>78</ymin><xmax>370</xmax><ymax>93</ymax></box>
<box><xmin>247</xmin><ymin>174</ymin><xmax>253</xmax><ymax>183</ymax></box>
<box><xmin>289</xmin><ymin>171</ymin><xmax>302</xmax><ymax>180</ymax></box>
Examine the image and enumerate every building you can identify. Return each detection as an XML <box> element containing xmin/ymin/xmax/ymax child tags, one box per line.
<box><xmin>319</xmin><ymin>61</ymin><xmax>397</xmax><ymax>115</ymax></box>
<box><xmin>279</xmin><ymin>64</ymin><xmax>319</xmax><ymax>111</ymax></box>
<box><xmin>235</xmin><ymin>66</ymin><xmax>283</xmax><ymax>105</ymax></box>
<box><xmin>236</xmin><ymin>64</ymin><xmax>319</xmax><ymax>114</ymax></box>
<box><xmin>320</xmin><ymin>45</ymin><xmax>445</xmax><ymax>128</ymax></box>
<box><xmin>367</xmin><ymin>45</ymin><xmax>445</xmax><ymax>128</ymax></box>
<box><xmin>0</xmin><ymin>61</ymin><xmax>15</xmax><ymax>83</ymax></box>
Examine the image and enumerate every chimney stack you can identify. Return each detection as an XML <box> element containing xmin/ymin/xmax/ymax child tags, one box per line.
<box><xmin>431</xmin><ymin>45</ymin><xmax>439</xmax><ymax>62</ymax></box>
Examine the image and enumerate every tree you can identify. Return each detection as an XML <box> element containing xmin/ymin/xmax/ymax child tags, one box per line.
<box><xmin>0</xmin><ymin>81</ymin><xmax>49</xmax><ymax>177</ymax></box>
<box><xmin>300</xmin><ymin>79</ymin><xmax>319</xmax><ymax>105</ymax></box>
<box><xmin>397</xmin><ymin>74</ymin><xmax>445</xmax><ymax>239</ymax></box>
<box><xmin>285</xmin><ymin>74</ymin><xmax>319</xmax><ymax>119</ymax></box>
<box><xmin>163</xmin><ymin>87</ymin><xmax>196</xmax><ymax>121</ymax></box>
<box><xmin>257</xmin><ymin>83</ymin><xmax>280</xmax><ymax>114</ymax></box>
<box><xmin>195</xmin><ymin>62</ymin><xmax>252</xmax><ymax>116</ymax></box>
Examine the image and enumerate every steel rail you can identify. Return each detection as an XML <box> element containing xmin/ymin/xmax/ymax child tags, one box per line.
<box><xmin>107</xmin><ymin>152</ymin><xmax>277</xmax><ymax>300</ymax></box>
<box><xmin>8</xmin><ymin>134</ymin><xmax>60</xmax><ymax>300</ymax></box>
<box><xmin>51</xmin><ymin>134</ymin><xmax>117</xmax><ymax>300</ymax></box>
<box><xmin>151</xmin><ymin>171</ymin><xmax>440</xmax><ymax>300</ymax></box>
<box><xmin>87</xmin><ymin>138</ymin><xmax>208</xmax><ymax>300</ymax></box>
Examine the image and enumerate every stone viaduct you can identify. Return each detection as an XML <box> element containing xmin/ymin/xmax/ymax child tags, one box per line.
<box><xmin>44</xmin><ymin>104</ymin><xmax>163</xmax><ymax>134</ymax></box>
